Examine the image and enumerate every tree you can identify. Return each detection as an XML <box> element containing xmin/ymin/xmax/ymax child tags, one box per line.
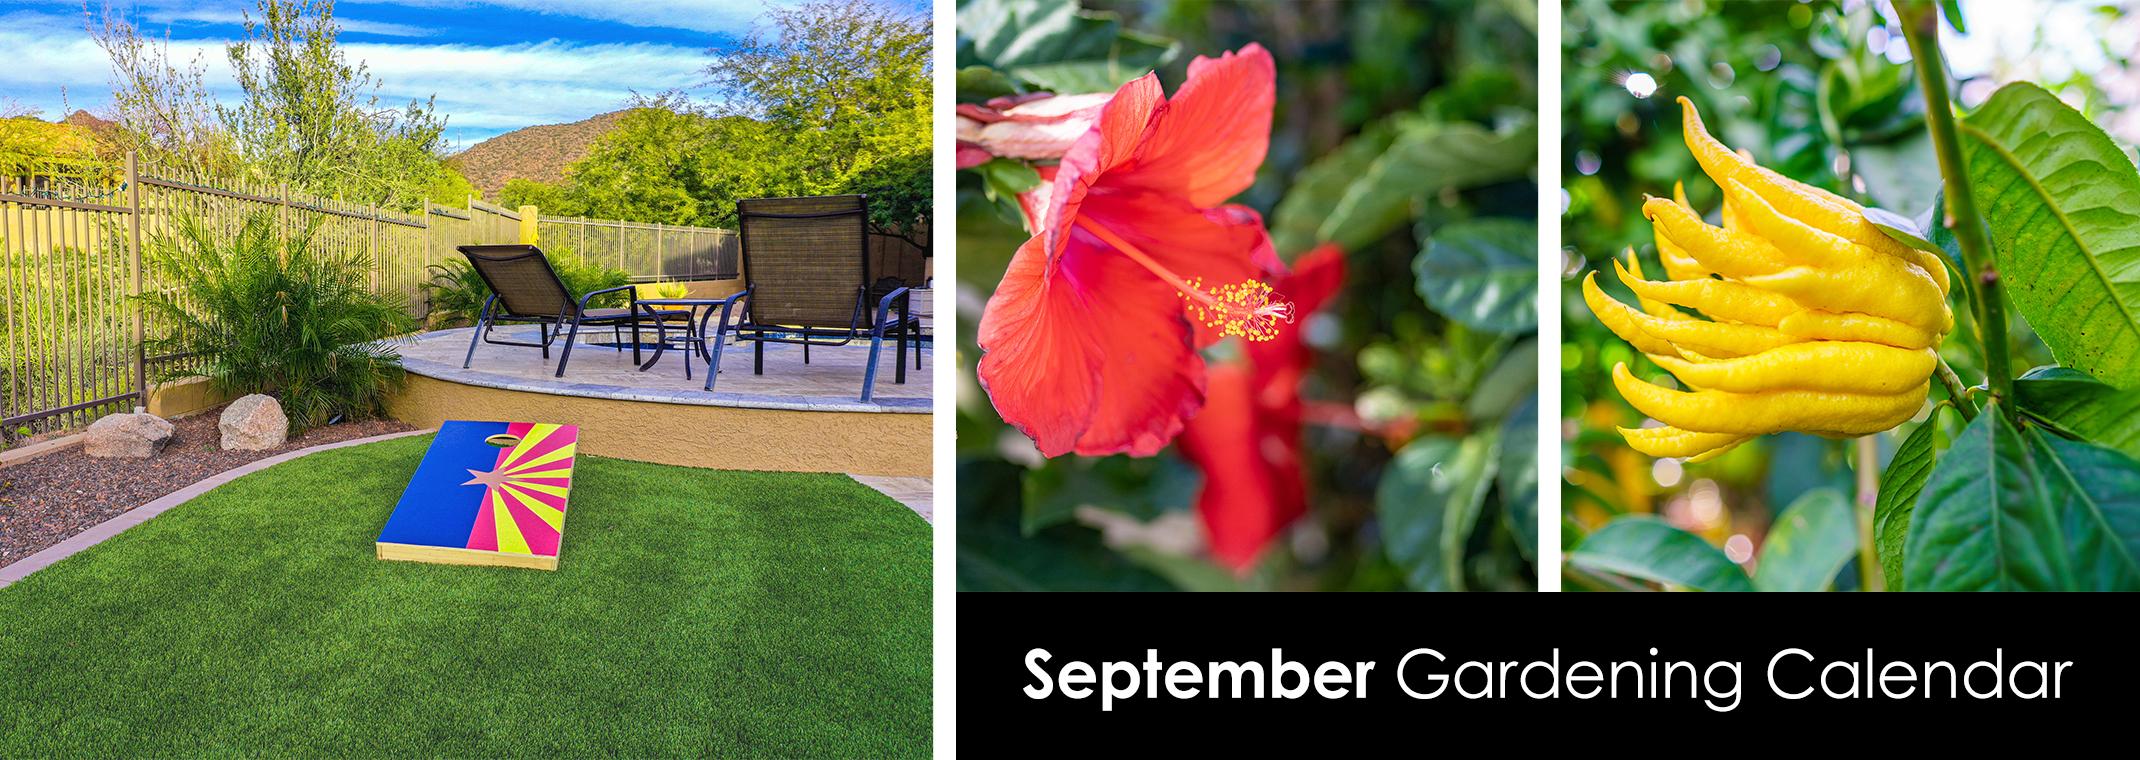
<box><xmin>90</xmin><ymin>0</ymin><xmax>449</xmax><ymax>209</ymax></box>
<box><xmin>90</xmin><ymin>6</ymin><xmax>242</xmax><ymax>178</ymax></box>
<box><xmin>701</xmin><ymin>0</ymin><xmax>930</xmax><ymax>205</ymax></box>
<box><xmin>500</xmin><ymin>2</ymin><xmax>931</xmax><ymax>235</ymax></box>
<box><xmin>498</xmin><ymin>177</ymin><xmax>578</xmax><ymax>216</ymax></box>
<box><xmin>558</xmin><ymin>98</ymin><xmax>715</xmax><ymax>226</ymax></box>
<box><xmin>426</xmin><ymin>164</ymin><xmax>480</xmax><ymax>209</ymax></box>
<box><xmin>840</xmin><ymin>148</ymin><xmax>929</xmax><ymax>251</ymax></box>
<box><xmin>219</xmin><ymin>0</ymin><xmax>449</xmax><ymax>209</ymax></box>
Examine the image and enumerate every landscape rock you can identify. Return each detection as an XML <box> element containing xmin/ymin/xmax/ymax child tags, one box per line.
<box><xmin>219</xmin><ymin>394</ymin><xmax>289</xmax><ymax>451</ymax></box>
<box><xmin>83</xmin><ymin>413</ymin><xmax>175</xmax><ymax>459</ymax></box>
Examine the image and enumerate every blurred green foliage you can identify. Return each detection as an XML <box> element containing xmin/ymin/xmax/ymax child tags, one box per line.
<box><xmin>957</xmin><ymin>0</ymin><xmax>1537</xmax><ymax>591</ymax></box>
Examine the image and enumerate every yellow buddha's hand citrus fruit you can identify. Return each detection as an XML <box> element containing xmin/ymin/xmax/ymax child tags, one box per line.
<box><xmin>1586</xmin><ymin>98</ymin><xmax>1949</xmax><ymax>462</ymax></box>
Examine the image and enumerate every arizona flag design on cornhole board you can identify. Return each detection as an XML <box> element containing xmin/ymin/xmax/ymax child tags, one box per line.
<box><xmin>376</xmin><ymin>421</ymin><xmax>579</xmax><ymax>570</ymax></box>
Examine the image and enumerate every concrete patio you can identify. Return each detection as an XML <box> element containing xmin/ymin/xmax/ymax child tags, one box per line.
<box><xmin>380</xmin><ymin>291</ymin><xmax>934</xmax><ymax>476</ymax></box>
<box><xmin>397</xmin><ymin>295</ymin><xmax>932</xmax><ymax>413</ymax></box>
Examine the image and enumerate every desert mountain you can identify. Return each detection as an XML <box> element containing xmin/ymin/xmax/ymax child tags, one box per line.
<box><xmin>446</xmin><ymin>109</ymin><xmax>632</xmax><ymax>200</ymax></box>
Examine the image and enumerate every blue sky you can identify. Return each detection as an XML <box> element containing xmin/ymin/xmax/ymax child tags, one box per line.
<box><xmin>0</xmin><ymin>0</ymin><xmax>927</xmax><ymax>150</ymax></box>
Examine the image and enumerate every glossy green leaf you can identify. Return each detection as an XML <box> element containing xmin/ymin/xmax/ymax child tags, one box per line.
<box><xmin>1905</xmin><ymin>399</ymin><xmax>2140</xmax><ymax>591</ymax></box>
<box><xmin>1865</xmin><ymin>205</ymin><xmax>1940</xmax><ymax>255</ymax></box>
<box><xmin>1752</xmin><ymin>488</ymin><xmax>1857</xmax><ymax>592</ymax></box>
<box><xmin>1320</xmin><ymin>121</ymin><xmax>1536</xmax><ymax>251</ymax></box>
<box><xmin>1498</xmin><ymin>395</ymin><xmax>1539</xmax><ymax>562</ymax></box>
<box><xmin>1874</xmin><ymin>412</ymin><xmax>1944</xmax><ymax>591</ymax></box>
<box><xmin>955</xmin><ymin>0</ymin><xmax>1177</xmax><ymax>93</ymax></box>
<box><xmin>974</xmin><ymin>157</ymin><xmax>1041</xmax><ymax>204</ymax></box>
<box><xmin>1268</xmin><ymin>124</ymin><xmax>1395</xmax><ymax>257</ymax></box>
<box><xmin>1465</xmin><ymin>338</ymin><xmax>1538</xmax><ymax>421</ymax></box>
<box><xmin>955</xmin><ymin>65</ymin><xmax>1017</xmax><ymax>102</ymax></box>
<box><xmin>1567</xmin><ymin>516</ymin><xmax>1753</xmax><ymax>592</ymax></box>
<box><xmin>1376</xmin><ymin>433</ymin><xmax>1498</xmax><ymax>592</ymax></box>
<box><xmin>2029</xmin><ymin>432</ymin><xmax>2140</xmax><ymax>591</ymax></box>
<box><xmin>1905</xmin><ymin>403</ymin><xmax>2073</xmax><ymax>591</ymax></box>
<box><xmin>1940</xmin><ymin>0</ymin><xmax>1967</xmax><ymax>33</ymax></box>
<box><xmin>1019</xmin><ymin>453</ymin><xmax>1199</xmax><ymax>535</ymax></box>
<box><xmin>1960</xmin><ymin>82</ymin><xmax>2140</xmax><ymax>389</ymax></box>
<box><xmin>2015</xmin><ymin>365</ymin><xmax>2140</xmax><ymax>460</ymax></box>
<box><xmin>1414</xmin><ymin>218</ymin><xmax>1538</xmax><ymax>334</ymax></box>
<box><xmin>955</xmin><ymin>459</ymin><xmax>1175</xmax><ymax>591</ymax></box>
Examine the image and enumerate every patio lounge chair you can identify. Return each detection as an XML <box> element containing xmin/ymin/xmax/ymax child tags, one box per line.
<box><xmin>703</xmin><ymin>195</ymin><xmax>921</xmax><ymax>402</ymax></box>
<box><xmin>455</xmin><ymin>244</ymin><xmax>692</xmax><ymax>377</ymax></box>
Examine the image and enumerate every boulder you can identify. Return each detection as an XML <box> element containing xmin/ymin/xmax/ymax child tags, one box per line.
<box><xmin>84</xmin><ymin>412</ymin><xmax>175</xmax><ymax>459</ymax></box>
<box><xmin>219</xmin><ymin>394</ymin><xmax>289</xmax><ymax>451</ymax></box>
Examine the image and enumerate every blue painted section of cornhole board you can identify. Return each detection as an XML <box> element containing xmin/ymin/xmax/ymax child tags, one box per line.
<box><xmin>377</xmin><ymin>420</ymin><xmax>509</xmax><ymax>548</ymax></box>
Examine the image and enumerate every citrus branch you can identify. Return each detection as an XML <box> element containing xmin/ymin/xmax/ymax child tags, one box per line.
<box><xmin>1898</xmin><ymin>0</ymin><xmax>2015</xmax><ymax>426</ymax></box>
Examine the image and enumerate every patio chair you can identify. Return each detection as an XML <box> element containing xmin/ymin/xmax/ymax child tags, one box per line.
<box><xmin>455</xmin><ymin>244</ymin><xmax>693</xmax><ymax>378</ymax></box>
<box><xmin>703</xmin><ymin>194</ymin><xmax>922</xmax><ymax>402</ymax></box>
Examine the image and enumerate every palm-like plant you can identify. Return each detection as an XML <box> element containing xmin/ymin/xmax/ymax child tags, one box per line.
<box><xmin>137</xmin><ymin>211</ymin><xmax>417</xmax><ymax>433</ymax></box>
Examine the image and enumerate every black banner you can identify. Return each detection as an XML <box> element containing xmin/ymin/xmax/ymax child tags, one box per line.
<box><xmin>957</xmin><ymin>593</ymin><xmax>2130</xmax><ymax>748</ymax></box>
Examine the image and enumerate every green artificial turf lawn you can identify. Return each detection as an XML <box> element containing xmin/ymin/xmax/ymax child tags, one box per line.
<box><xmin>0</xmin><ymin>435</ymin><xmax>932</xmax><ymax>758</ymax></box>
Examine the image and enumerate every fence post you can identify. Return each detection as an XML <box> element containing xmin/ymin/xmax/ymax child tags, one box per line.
<box><xmin>370</xmin><ymin>202</ymin><xmax>380</xmax><ymax>292</ymax></box>
<box><xmin>277</xmin><ymin>183</ymin><xmax>290</xmax><ymax>258</ymax></box>
<box><xmin>127</xmin><ymin>151</ymin><xmax>144</xmax><ymax>409</ymax></box>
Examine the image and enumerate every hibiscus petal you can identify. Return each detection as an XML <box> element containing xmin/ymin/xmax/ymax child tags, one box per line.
<box><xmin>976</xmin><ymin>234</ymin><xmax>1106</xmax><ymax>458</ymax></box>
<box><xmin>1079</xmin><ymin>191</ymin><xmax>1281</xmax><ymax>347</ymax></box>
<box><xmin>1176</xmin><ymin>363</ymin><xmax>1290</xmax><ymax>572</ymax></box>
<box><xmin>1121</xmin><ymin>43</ymin><xmax>1275</xmax><ymax>208</ymax></box>
<box><xmin>1055</xmin><ymin>227</ymin><xmax>1207</xmax><ymax>457</ymax></box>
<box><xmin>1045</xmin><ymin>73</ymin><xmax>1163</xmax><ymax>258</ymax></box>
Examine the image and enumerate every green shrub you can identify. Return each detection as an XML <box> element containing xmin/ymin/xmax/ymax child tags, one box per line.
<box><xmin>136</xmin><ymin>211</ymin><xmax>418</xmax><ymax>433</ymax></box>
<box><xmin>418</xmin><ymin>242</ymin><xmax>634</xmax><ymax>328</ymax></box>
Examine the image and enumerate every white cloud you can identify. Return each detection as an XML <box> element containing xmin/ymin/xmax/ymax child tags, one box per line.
<box><xmin>0</xmin><ymin>7</ymin><xmax>710</xmax><ymax>145</ymax></box>
<box><xmin>346</xmin><ymin>39</ymin><xmax>712</xmax><ymax>145</ymax></box>
<box><xmin>342</xmin><ymin>0</ymin><xmax>797</xmax><ymax>35</ymax></box>
<box><xmin>141</xmin><ymin>6</ymin><xmax>442</xmax><ymax>37</ymax></box>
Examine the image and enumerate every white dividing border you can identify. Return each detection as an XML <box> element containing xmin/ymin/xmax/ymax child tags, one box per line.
<box><xmin>1536</xmin><ymin>0</ymin><xmax>1563</xmax><ymax>591</ymax></box>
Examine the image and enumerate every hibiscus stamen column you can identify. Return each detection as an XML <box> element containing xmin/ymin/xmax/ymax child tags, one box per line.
<box><xmin>1073</xmin><ymin>216</ymin><xmax>1295</xmax><ymax>341</ymax></box>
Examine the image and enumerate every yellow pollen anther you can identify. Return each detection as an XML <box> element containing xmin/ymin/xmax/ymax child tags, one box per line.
<box><xmin>1069</xmin><ymin>215</ymin><xmax>1294</xmax><ymax>341</ymax></box>
<box><xmin>1182</xmin><ymin>277</ymin><xmax>1295</xmax><ymax>341</ymax></box>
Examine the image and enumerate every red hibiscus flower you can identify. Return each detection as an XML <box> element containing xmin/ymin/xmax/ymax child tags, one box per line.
<box><xmin>976</xmin><ymin>43</ymin><xmax>1285</xmax><ymax>458</ymax></box>
<box><xmin>1176</xmin><ymin>244</ymin><xmax>1346</xmax><ymax>572</ymax></box>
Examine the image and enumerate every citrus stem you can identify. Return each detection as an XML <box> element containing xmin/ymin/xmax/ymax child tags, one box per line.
<box><xmin>1934</xmin><ymin>355</ymin><xmax>1977</xmax><ymax>422</ymax></box>
<box><xmin>1898</xmin><ymin>0</ymin><xmax>2015</xmax><ymax>427</ymax></box>
<box><xmin>1854</xmin><ymin>435</ymin><xmax>1884</xmax><ymax>591</ymax></box>
<box><xmin>1072</xmin><ymin>215</ymin><xmax>1219</xmax><ymax>310</ymax></box>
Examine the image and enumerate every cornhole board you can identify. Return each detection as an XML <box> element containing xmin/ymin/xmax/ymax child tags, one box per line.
<box><xmin>376</xmin><ymin>421</ymin><xmax>579</xmax><ymax>570</ymax></box>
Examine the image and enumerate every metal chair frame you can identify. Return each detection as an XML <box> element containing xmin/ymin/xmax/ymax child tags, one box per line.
<box><xmin>454</xmin><ymin>244</ymin><xmax>689</xmax><ymax>378</ymax></box>
<box><xmin>708</xmin><ymin>196</ymin><xmax>923</xmax><ymax>402</ymax></box>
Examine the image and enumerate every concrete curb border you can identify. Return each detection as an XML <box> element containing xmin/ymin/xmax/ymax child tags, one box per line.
<box><xmin>0</xmin><ymin>428</ymin><xmax>437</xmax><ymax>590</ymax></box>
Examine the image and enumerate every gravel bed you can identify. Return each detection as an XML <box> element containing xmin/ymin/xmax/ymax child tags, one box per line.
<box><xmin>0</xmin><ymin>405</ymin><xmax>417</xmax><ymax>567</ymax></box>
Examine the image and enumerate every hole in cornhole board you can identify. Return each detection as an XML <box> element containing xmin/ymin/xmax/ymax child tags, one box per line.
<box><xmin>485</xmin><ymin>434</ymin><xmax>521</xmax><ymax>448</ymax></box>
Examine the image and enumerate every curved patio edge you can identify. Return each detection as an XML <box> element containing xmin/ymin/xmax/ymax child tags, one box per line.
<box><xmin>400</xmin><ymin>328</ymin><xmax>929</xmax><ymax>414</ymax></box>
<box><xmin>0</xmin><ymin>429</ymin><xmax>437</xmax><ymax>590</ymax></box>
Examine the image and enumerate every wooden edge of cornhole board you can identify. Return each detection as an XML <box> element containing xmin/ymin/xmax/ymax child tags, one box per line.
<box><xmin>375</xmin><ymin>420</ymin><xmax>579</xmax><ymax>571</ymax></box>
<box><xmin>377</xmin><ymin>542</ymin><xmax>560</xmax><ymax>571</ymax></box>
